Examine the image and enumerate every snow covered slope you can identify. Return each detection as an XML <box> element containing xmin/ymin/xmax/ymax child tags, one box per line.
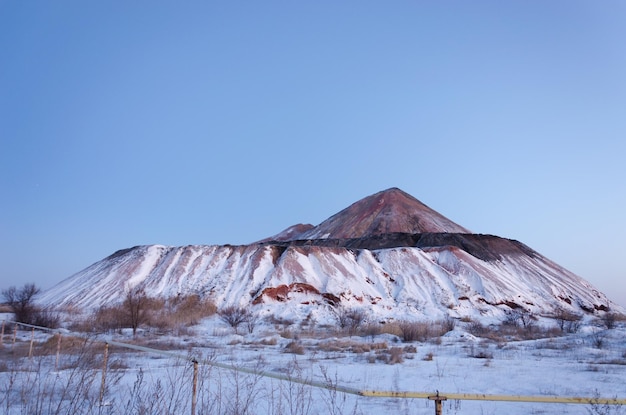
<box><xmin>39</xmin><ymin>188</ymin><xmax>621</xmax><ymax>320</ymax></box>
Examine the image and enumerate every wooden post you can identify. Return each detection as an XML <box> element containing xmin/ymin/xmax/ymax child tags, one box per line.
<box><xmin>99</xmin><ymin>343</ymin><xmax>109</xmax><ymax>406</ymax></box>
<box><xmin>28</xmin><ymin>327</ymin><xmax>35</xmax><ymax>359</ymax></box>
<box><xmin>12</xmin><ymin>324</ymin><xmax>17</xmax><ymax>350</ymax></box>
<box><xmin>191</xmin><ymin>359</ymin><xmax>198</xmax><ymax>415</ymax></box>
<box><xmin>429</xmin><ymin>392</ymin><xmax>447</xmax><ymax>415</ymax></box>
<box><xmin>55</xmin><ymin>333</ymin><xmax>62</xmax><ymax>371</ymax></box>
<box><xmin>0</xmin><ymin>320</ymin><xmax>5</xmax><ymax>347</ymax></box>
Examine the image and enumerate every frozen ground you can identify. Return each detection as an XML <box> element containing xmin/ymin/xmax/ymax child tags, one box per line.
<box><xmin>1</xmin><ymin>313</ymin><xmax>625</xmax><ymax>415</ymax></box>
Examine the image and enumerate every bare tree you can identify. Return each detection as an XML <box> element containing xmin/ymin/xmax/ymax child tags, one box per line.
<box><xmin>600</xmin><ymin>312</ymin><xmax>618</xmax><ymax>330</ymax></box>
<box><xmin>218</xmin><ymin>306</ymin><xmax>253</xmax><ymax>334</ymax></box>
<box><xmin>124</xmin><ymin>288</ymin><xmax>147</xmax><ymax>336</ymax></box>
<box><xmin>2</xmin><ymin>283</ymin><xmax>41</xmax><ymax>324</ymax></box>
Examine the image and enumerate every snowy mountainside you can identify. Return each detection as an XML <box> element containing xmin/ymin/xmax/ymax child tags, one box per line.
<box><xmin>39</xmin><ymin>239</ymin><xmax>617</xmax><ymax>321</ymax></box>
<box><xmin>39</xmin><ymin>187</ymin><xmax>622</xmax><ymax>321</ymax></box>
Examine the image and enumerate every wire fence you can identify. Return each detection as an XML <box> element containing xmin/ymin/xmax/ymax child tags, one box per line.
<box><xmin>2</xmin><ymin>319</ymin><xmax>625</xmax><ymax>415</ymax></box>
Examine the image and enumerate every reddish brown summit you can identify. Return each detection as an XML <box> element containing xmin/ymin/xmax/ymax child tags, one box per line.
<box><xmin>287</xmin><ymin>188</ymin><xmax>470</xmax><ymax>241</ymax></box>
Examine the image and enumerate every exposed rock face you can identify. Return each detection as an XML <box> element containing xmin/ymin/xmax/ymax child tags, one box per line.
<box><xmin>289</xmin><ymin>188</ymin><xmax>470</xmax><ymax>239</ymax></box>
<box><xmin>39</xmin><ymin>188</ymin><xmax>621</xmax><ymax>322</ymax></box>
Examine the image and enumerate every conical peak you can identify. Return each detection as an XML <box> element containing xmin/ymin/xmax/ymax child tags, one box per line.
<box><xmin>298</xmin><ymin>188</ymin><xmax>470</xmax><ymax>240</ymax></box>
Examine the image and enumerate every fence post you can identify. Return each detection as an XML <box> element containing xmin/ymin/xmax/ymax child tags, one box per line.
<box><xmin>28</xmin><ymin>327</ymin><xmax>35</xmax><ymax>359</ymax></box>
<box><xmin>12</xmin><ymin>324</ymin><xmax>18</xmax><ymax>350</ymax></box>
<box><xmin>428</xmin><ymin>392</ymin><xmax>447</xmax><ymax>415</ymax></box>
<box><xmin>0</xmin><ymin>320</ymin><xmax>4</xmax><ymax>347</ymax></box>
<box><xmin>99</xmin><ymin>342</ymin><xmax>109</xmax><ymax>407</ymax></box>
<box><xmin>191</xmin><ymin>359</ymin><xmax>198</xmax><ymax>415</ymax></box>
<box><xmin>55</xmin><ymin>332</ymin><xmax>62</xmax><ymax>371</ymax></box>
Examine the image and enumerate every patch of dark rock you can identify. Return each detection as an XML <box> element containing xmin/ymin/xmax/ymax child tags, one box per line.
<box><xmin>259</xmin><ymin>232</ymin><xmax>539</xmax><ymax>263</ymax></box>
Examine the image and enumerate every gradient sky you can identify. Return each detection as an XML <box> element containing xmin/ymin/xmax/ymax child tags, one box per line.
<box><xmin>1</xmin><ymin>2</ymin><xmax>625</xmax><ymax>308</ymax></box>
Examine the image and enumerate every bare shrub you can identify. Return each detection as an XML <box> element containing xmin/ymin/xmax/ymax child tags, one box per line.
<box><xmin>259</xmin><ymin>337</ymin><xmax>278</xmax><ymax>346</ymax></box>
<box><xmin>266</xmin><ymin>314</ymin><xmax>295</xmax><ymax>327</ymax></box>
<box><xmin>335</xmin><ymin>307</ymin><xmax>367</xmax><ymax>336</ymax></box>
<box><xmin>442</xmin><ymin>316</ymin><xmax>456</xmax><ymax>332</ymax></box>
<box><xmin>403</xmin><ymin>344</ymin><xmax>417</xmax><ymax>354</ymax></box>
<box><xmin>554</xmin><ymin>309</ymin><xmax>583</xmax><ymax>333</ymax></box>
<box><xmin>284</xmin><ymin>341</ymin><xmax>305</xmax><ymax>355</ymax></box>
<box><xmin>218</xmin><ymin>305</ymin><xmax>254</xmax><ymax>334</ymax></box>
<box><xmin>31</xmin><ymin>307</ymin><xmax>61</xmax><ymax>328</ymax></box>
<box><xmin>590</xmin><ymin>330</ymin><xmax>606</xmax><ymax>349</ymax></box>
<box><xmin>1</xmin><ymin>283</ymin><xmax>55</xmax><ymax>326</ymax></box>
<box><xmin>503</xmin><ymin>309</ymin><xmax>535</xmax><ymax>331</ymax></box>
<box><xmin>93</xmin><ymin>304</ymin><xmax>127</xmax><ymax>333</ymax></box>
<box><xmin>151</xmin><ymin>294</ymin><xmax>218</xmax><ymax>332</ymax></box>
<box><xmin>467</xmin><ymin>321</ymin><xmax>489</xmax><ymax>337</ymax></box>
<box><xmin>169</xmin><ymin>294</ymin><xmax>217</xmax><ymax>325</ymax></box>
<box><xmin>378</xmin><ymin>322</ymin><xmax>402</xmax><ymax>338</ymax></box>
<box><xmin>397</xmin><ymin>320</ymin><xmax>429</xmax><ymax>342</ymax></box>
<box><xmin>468</xmin><ymin>342</ymin><xmax>494</xmax><ymax>359</ymax></box>
<box><xmin>361</xmin><ymin>322</ymin><xmax>382</xmax><ymax>339</ymax></box>
<box><xmin>587</xmin><ymin>389</ymin><xmax>624</xmax><ymax>415</ymax></box>
<box><xmin>319</xmin><ymin>366</ymin><xmax>359</xmax><ymax>415</ymax></box>
<box><xmin>272</xmin><ymin>358</ymin><xmax>314</xmax><ymax>415</ymax></box>
<box><xmin>388</xmin><ymin>347</ymin><xmax>404</xmax><ymax>364</ymax></box>
<box><xmin>599</xmin><ymin>312</ymin><xmax>618</xmax><ymax>330</ymax></box>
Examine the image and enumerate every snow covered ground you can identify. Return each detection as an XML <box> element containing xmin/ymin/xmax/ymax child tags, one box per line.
<box><xmin>1</xmin><ymin>314</ymin><xmax>625</xmax><ymax>415</ymax></box>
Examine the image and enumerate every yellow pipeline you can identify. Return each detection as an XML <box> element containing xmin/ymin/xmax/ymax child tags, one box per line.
<box><xmin>360</xmin><ymin>390</ymin><xmax>626</xmax><ymax>405</ymax></box>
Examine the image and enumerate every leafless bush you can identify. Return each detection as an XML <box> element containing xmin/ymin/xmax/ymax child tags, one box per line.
<box><xmin>553</xmin><ymin>309</ymin><xmax>583</xmax><ymax>333</ymax></box>
<box><xmin>590</xmin><ymin>330</ymin><xmax>606</xmax><ymax>349</ymax></box>
<box><xmin>92</xmin><ymin>304</ymin><xmax>127</xmax><ymax>333</ymax></box>
<box><xmin>1</xmin><ymin>283</ymin><xmax>59</xmax><ymax>327</ymax></box>
<box><xmin>442</xmin><ymin>316</ymin><xmax>456</xmax><ymax>332</ymax></box>
<box><xmin>395</xmin><ymin>319</ymin><xmax>451</xmax><ymax>342</ymax></box>
<box><xmin>218</xmin><ymin>305</ymin><xmax>254</xmax><ymax>334</ymax></box>
<box><xmin>335</xmin><ymin>307</ymin><xmax>367</xmax><ymax>336</ymax></box>
<box><xmin>467</xmin><ymin>342</ymin><xmax>494</xmax><ymax>359</ymax></box>
<box><xmin>467</xmin><ymin>321</ymin><xmax>490</xmax><ymax>337</ymax></box>
<box><xmin>319</xmin><ymin>366</ymin><xmax>359</xmax><ymax>415</ymax></box>
<box><xmin>503</xmin><ymin>309</ymin><xmax>535</xmax><ymax>331</ymax></box>
<box><xmin>586</xmin><ymin>389</ymin><xmax>624</xmax><ymax>415</ymax></box>
<box><xmin>360</xmin><ymin>322</ymin><xmax>381</xmax><ymax>339</ymax></box>
<box><xmin>388</xmin><ymin>347</ymin><xmax>404</xmax><ymax>364</ymax></box>
<box><xmin>166</xmin><ymin>294</ymin><xmax>217</xmax><ymax>325</ymax></box>
<box><xmin>397</xmin><ymin>320</ymin><xmax>430</xmax><ymax>342</ymax></box>
<box><xmin>275</xmin><ymin>358</ymin><xmax>314</xmax><ymax>415</ymax></box>
<box><xmin>599</xmin><ymin>312</ymin><xmax>618</xmax><ymax>330</ymax></box>
<box><xmin>284</xmin><ymin>341</ymin><xmax>305</xmax><ymax>355</ymax></box>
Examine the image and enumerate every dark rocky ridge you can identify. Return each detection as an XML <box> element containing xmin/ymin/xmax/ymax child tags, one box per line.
<box><xmin>258</xmin><ymin>232</ymin><xmax>537</xmax><ymax>262</ymax></box>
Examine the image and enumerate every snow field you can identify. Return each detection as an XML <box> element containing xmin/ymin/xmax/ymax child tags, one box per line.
<box><xmin>2</xmin><ymin>314</ymin><xmax>626</xmax><ymax>415</ymax></box>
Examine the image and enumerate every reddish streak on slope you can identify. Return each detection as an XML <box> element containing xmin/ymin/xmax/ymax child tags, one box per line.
<box><xmin>252</xmin><ymin>283</ymin><xmax>321</xmax><ymax>304</ymax></box>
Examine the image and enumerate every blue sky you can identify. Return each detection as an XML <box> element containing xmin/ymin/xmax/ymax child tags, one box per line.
<box><xmin>1</xmin><ymin>1</ymin><xmax>625</xmax><ymax>308</ymax></box>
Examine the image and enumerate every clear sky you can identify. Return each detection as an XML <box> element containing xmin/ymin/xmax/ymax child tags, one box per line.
<box><xmin>1</xmin><ymin>1</ymin><xmax>625</xmax><ymax>308</ymax></box>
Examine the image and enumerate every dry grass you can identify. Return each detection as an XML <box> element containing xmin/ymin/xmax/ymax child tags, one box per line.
<box><xmin>317</xmin><ymin>339</ymin><xmax>388</xmax><ymax>354</ymax></box>
<box><xmin>389</xmin><ymin>319</ymin><xmax>454</xmax><ymax>342</ymax></box>
<box><xmin>74</xmin><ymin>294</ymin><xmax>218</xmax><ymax>335</ymax></box>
